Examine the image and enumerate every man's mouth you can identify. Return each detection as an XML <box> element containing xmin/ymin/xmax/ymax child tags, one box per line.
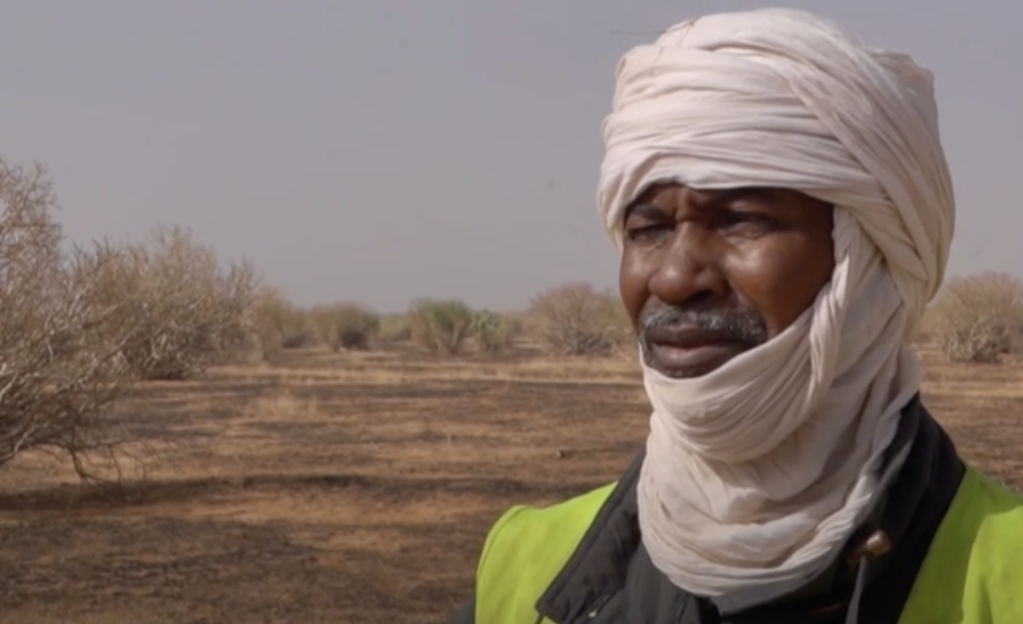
<box><xmin>642</xmin><ymin>328</ymin><xmax>751</xmax><ymax>378</ymax></box>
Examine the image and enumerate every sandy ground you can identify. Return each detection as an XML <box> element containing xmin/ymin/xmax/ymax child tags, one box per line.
<box><xmin>1</xmin><ymin>345</ymin><xmax>1021</xmax><ymax>624</ymax></box>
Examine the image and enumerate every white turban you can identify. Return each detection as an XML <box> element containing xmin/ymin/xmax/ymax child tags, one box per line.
<box><xmin>597</xmin><ymin>9</ymin><xmax>955</xmax><ymax>596</ymax></box>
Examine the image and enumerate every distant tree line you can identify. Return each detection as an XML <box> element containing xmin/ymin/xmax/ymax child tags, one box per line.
<box><xmin>1</xmin><ymin>158</ymin><xmax>1020</xmax><ymax>476</ymax></box>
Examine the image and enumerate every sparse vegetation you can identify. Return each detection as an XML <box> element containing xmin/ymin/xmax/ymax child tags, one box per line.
<box><xmin>310</xmin><ymin>303</ymin><xmax>380</xmax><ymax>351</ymax></box>
<box><xmin>926</xmin><ymin>272</ymin><xmax>1023</xmax><ymax>363</ymax></box>
<box><xmin>528</xmin><ymin>282</ymin><xmax>634</xmax><ymax>356</ymax></box>
<box><xmin>0</xmin><ymin>160</ymin><xmax>259</xmax><ymax>474</ymax></box>
<box><xmin>103</xmin><ymin>225</ymin><xmax>260</xmax><ymax>380</ymax></box>
<box><xmin>250</xmin><ymin>286</ymin><xmax>316</xmax><ymax>355</ymax></box>
<box><xmin>0</xmin><ymin>161</ymin><xmax>139</xmax><ymax>475</ymax></box>
<box><xmin>469</xmin><ymin>309</ymin><xmax>515</xmax><ymax>352</ymax></box>
<box><xmin>408</xmin><ymin>298</ymin><xmax>474</xmax><ymax>354</ymax></box>
<box><xmin>378</xmin><ymin>313</ymin><xmax>412</xmax><ymax>344</ymax></box>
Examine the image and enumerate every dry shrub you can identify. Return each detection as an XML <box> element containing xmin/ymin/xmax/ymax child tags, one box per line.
<box><xmin>0</xmin><ymin>161</ymin><xmax>141</xmax><ymax>474</ymax></box>
<box><xmin>469</xmin><ymin>309</ymin><xmax>516</xmax><ymax>352</ymax></box>
<box><xmin>310</xmin><ymin>303</ymin><xmax>380</xmax><ymax>351</ymax></box>
<box><xmin>249</xmin><ymin>286</ymin><xmax>315</xmax><ymax>354</ymax></box>
<box><xmin>408</xmin><ymin>298</ymin><xmax>473</xmax><ymax>354</ymax></box>
<box><xmin>927</xmin><ymin>272</ymin><xmax>1023</xmax><ymax>363</ymax></box>
<box><xmin>379</xmin><ymin>313</ymin><xmax>412</xmax><ymax>344</ymax></box>
<box><xmin>97</xmin><ymin>226</ymin><xmax>259</xmax><ymax>380</ymax></box>
<box><xmin>528</xmin><ymin>282</ymin><xmax>633</xmax><ymax>356</ymax></box>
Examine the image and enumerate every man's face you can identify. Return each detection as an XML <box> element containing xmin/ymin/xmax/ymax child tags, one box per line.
<box><xmin>620</xmin><ymin>183</ymin><xmax>835</xmax><ymax>378</ymax></box>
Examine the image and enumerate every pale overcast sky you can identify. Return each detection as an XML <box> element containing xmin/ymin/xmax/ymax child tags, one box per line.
<box><xmin>0</xmin><ymin>1</ymin><xmax>1017</xmax><ymax>312</ymax></box>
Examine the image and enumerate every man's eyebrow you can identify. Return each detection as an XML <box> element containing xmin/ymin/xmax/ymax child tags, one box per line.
<box><xmin>624</xmin><ymin>202</ymin><xmax>668</xmax><ymax>220</ymax></box>
<box><xmin>625</xmin><ymin>187</ymin><xmax>780</xmax><ymax>219</ymax></box>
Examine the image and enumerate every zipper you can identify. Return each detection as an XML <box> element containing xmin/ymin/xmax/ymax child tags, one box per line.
<box><xmin>586</xmin><ymin>594</ymin><xmax>613</xmax><ymax>620</ymax></box>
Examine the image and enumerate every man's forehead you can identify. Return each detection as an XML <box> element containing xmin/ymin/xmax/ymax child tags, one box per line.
<box><xmin>628</xmin><ymin>184</ymin><xmax>803</xmax><ymax>207</ymax></box>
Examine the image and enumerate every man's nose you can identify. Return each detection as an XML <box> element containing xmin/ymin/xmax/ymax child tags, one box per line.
<box><xmin>647</xmin><ymin>224</ymin><xmax>729</xmax><ymax>306</ymax></box>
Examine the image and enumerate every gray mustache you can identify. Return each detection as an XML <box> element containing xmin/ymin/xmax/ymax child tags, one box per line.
<box><xmin>639</xmin><ymin>304</ymin><xmax>769</xmax><ymax>346</ymax></box>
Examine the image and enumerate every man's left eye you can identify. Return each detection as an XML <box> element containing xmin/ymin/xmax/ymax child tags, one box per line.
<box><xmin>725</xmin><ymin>211</ymin><xmax>773</xmax><ymax>224</ymax></box>
<box><xmin>729</xmin><ymin>210</ymin><xmax>765</xmax><ymax>221</ymax></box>
<box><xmin>719</xmin><ymin>212</ymin><xmax>779</xmax><ymax>234</ymax></box>
<box><xmin>626</xmin><ymin>224</ymin><xmax>670</xmax><ymax>241</ymax></box>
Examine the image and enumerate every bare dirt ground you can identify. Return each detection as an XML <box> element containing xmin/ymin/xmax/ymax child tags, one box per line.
<box><xmin>1</xmin><ymin>345</ymin><xmax>1021</xmax><ymax>624</ymax></box>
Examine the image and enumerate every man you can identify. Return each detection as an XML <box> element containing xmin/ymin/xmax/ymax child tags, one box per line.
<box><xmin>448</xmin><ymin>8</ymin><xmax>1023</xmax><ymax>624</ymax></box>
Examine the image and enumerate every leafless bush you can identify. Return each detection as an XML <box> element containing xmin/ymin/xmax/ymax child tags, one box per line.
<box><xmin>249</xmin><ymin>287</ymin><xmax>316</xmax><ymax>355</ymax></box>
<box><xmin>310</xmin><ymin>303</ymin><xmax>380</xmax><ymax>351</ymax></box>
<box><xmin>0</xmin><ymin>161</ymin><xmax>140</xmax><ymax>475</ymax></box>
<box><xmin>926</xmin><ymin>272</ymin><xmax>1023</xmax><ymax>363</ymax></box>
<box><xmin>97</xmin><ymin>226</ymin><xmax>260</xmax><ymax>380</ymax></box>
<box><xmin>528</xmin><ymin>283</ymin><xmax>633</xmax><ymax>356</ymax></box>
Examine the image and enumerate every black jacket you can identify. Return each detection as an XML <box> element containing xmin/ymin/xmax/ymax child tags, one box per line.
<box><xmin>448</xmin><ymin>396</ymin><xmax>965</xmax><ymax>624</ymax></box>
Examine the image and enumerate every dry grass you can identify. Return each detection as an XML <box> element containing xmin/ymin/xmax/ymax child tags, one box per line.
<box><xmin>0</xmin><ymin>345</ymin><xmax>1021</xmax><ymax>624</ymax></box>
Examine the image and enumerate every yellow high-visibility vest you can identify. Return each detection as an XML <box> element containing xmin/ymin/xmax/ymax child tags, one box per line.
<box><xmin>474</xmin><ymin>468</ymin><xmax>1023</xmax><ymax>623</ymax></box>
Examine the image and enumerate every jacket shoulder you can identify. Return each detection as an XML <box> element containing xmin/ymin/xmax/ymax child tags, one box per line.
<box><xmin>900</xmin><ymin>467</ymin><xmax>1023</xmax><ymax>623</ymax></box>
<box><xmin>474</xmin><ymin>483</ymin><xmax>617</xmax><ymax>624</ymax></box>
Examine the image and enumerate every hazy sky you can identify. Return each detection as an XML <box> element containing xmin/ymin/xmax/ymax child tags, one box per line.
<box><xmin>1</xmin><ymin>1</ymin><xmax>1018</xmax><ymax>312</ymax></box>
